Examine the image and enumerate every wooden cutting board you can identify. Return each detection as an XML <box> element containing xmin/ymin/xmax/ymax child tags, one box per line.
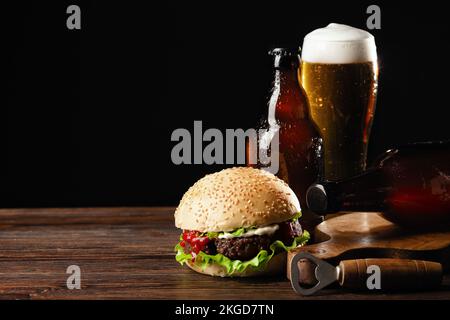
<box><xmin>287</xmin><ymin>212</ymin><xmax>450</xmax><ymax>279</ymax></box>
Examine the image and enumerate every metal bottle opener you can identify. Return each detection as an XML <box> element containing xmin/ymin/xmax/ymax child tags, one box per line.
<box><xmin>290</xmin><ymin>252</ymin><xmax>338</xmax><ymax>295</ymax></box>
<box><xmin>290</xmin><ymin>252</ymin><xmax>443</xmax><ymax>295</ymax></box>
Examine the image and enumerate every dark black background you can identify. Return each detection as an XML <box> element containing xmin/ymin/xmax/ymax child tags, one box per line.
<box><xmin>5</xmin><ymin>1</ymin><xmax>450</xmax><ymax>207</ymax></box>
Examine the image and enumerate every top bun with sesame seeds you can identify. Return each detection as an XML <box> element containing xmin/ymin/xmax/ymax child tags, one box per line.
<box><xmin>175</xmin><ymin>167</ymin><xmax>301</xmax><ymax>232</ymax></box>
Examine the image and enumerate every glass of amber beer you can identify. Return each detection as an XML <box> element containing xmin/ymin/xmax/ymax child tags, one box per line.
<box><xmin>300</xmin><ymin>23</ymin><xmax>378</xmax><ymax>181</ymax></box>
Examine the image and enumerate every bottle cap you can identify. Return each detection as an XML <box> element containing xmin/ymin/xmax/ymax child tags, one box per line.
<box><xmin>306</xmin><ymin>184</ymin><xmax>329</xmax><ymax>214</ymax></box>
<box><xmin>268</xmin><ymin>48</ymin><xmax>301</xmax><ymax>56</ymax></box>
<box><xmin>306</xmin><ymin>183</ymin><xmax>341</xmax><ymax>214</ymax></box>
<box><xmin>269</xmin><ymin>48</ymin><xmax>301</xmax><ymax>69</ymax></box>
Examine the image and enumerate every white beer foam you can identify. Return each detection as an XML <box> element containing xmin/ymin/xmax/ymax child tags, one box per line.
<box><xmin>301</xmin><ymin>23</ymin><xmax>377</xmax><ymax>64</ymax></box>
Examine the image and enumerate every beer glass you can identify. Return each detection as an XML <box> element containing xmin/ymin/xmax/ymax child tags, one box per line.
<box><xmin>300</xmin><ymin>23</ymin><xmax>378</xmax><ymax>181</ymax></box>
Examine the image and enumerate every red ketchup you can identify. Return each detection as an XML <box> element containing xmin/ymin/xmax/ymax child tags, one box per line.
<box><xmin>181</xmin><ymin>230</ymin><xmax>210</xmax><ymax>261</ymax></box>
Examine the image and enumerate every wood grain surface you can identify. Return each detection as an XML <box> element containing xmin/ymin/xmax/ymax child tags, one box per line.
<box><xmin>0</xmin><ymin>207</ymin><xmax>449</xmax><ymax>300</ymax></box>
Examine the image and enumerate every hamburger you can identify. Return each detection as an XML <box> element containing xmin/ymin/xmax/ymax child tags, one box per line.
<box><xmin>174</xmin><ymin>167</ymin><xmax>309</xmax><ymax>277</ymax></box>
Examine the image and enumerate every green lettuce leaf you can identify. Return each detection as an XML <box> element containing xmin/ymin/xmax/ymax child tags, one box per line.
<box><xmin>219</xmin><ymin>226</ymin><xmax>252</xmax><ymax>238</ymax></box>
<box><xmin>291</xmin><ymin>211</ymin><xmax>302</xmax><ymax>221</ymax></box>
<box><xmin>174</xmin><ymin>229</ymin><xmax>310</xmax><ymax>275</ymax></box>
<box><xmin>204</xmin><ymin>232</ymin><xmax>219</xmax><ymax>239</ymax></box>
<box><xmin>201</xmin><ymin>229</ymin><xmax>250</xmax><ymax>239</ymax></box>
<box><xmin>229</xmin><ymin>227</ymin><xmax>246</xmax><ymax>236</ymax></box>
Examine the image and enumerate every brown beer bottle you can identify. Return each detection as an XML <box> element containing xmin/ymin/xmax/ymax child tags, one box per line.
<box><xmin>249</xmin><ymin>48</ymin><xmax>323</xmax><ymax>230</ymax></box>
<box><xmin>306</xmin><ymin>141</ymin><xmax>450</xmax><ymax>228</ymax></box>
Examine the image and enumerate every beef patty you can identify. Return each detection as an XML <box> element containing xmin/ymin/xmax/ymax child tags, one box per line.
<box><xmin>215</xmin><ymin>235</ymin><xmax>272</xmax><ymax>261</ymax></box>
<box><xmin>214</xmin><ymin>220</ymin><xmax>303</xmax><ymax>261</ymax></box>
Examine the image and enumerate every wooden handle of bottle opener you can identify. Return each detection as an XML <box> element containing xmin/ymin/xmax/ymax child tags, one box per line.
<box><xmin>338</xmin><ymin>258</ymin><xmax>442</xmax><ymax>290</ymax></box>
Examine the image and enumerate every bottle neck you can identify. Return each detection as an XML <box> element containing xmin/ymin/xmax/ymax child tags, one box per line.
<box><xmin>275</xmin><ymin>68</ymin><xmax>300</xmax><ymax>89</ymax></box>
<box><xmin>307</xmin><ymin>168</ymin><xmax>391</xmax><ymax>214</ymax></box>
<box><xmin>269</xmin><ymin>68</ymin><xmax>307</xmax><ymax>124</ymax></box>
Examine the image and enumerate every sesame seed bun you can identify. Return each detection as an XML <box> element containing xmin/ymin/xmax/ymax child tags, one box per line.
<box><xmin>175</xmin><ymin>167</ymin><xmax>301</xmax><ymax>232</ymax></box>
<box><xmin>186</xmin><ymin>251</ymin><xmax>286</xmax><ymax>277</ymax></box>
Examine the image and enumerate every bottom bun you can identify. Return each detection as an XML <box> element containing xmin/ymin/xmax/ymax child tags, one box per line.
<box><xmin>186</xmin><ymin>252</ymin><xmax>286</xmax><ymax>277</ymax></box>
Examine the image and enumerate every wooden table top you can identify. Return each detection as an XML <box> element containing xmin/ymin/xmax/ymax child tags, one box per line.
<box><xmin>0</xmin><ymin>207</ymin><xmax>449</xmax><ymax>300</ymax></box>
